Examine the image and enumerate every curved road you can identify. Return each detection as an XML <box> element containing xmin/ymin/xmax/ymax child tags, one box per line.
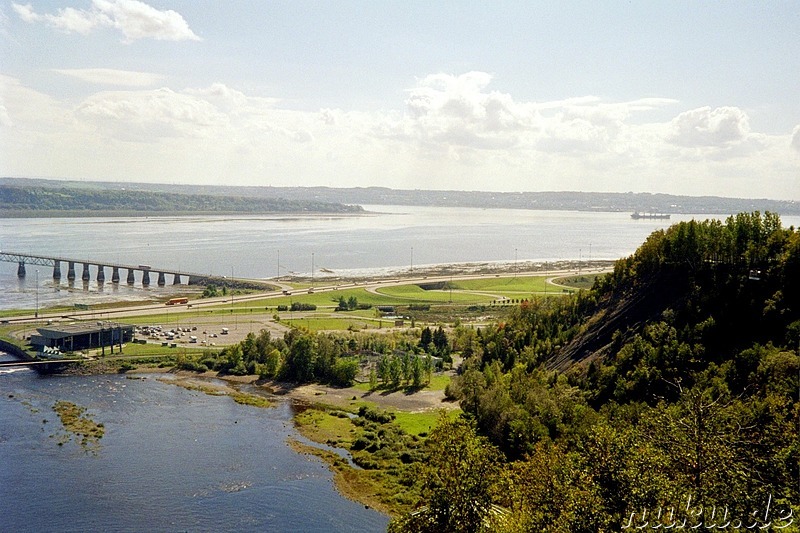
<box><xmin>5</xmin><ymin>267</ymin><xmax>611</xmax><ymax>329</ymax></box>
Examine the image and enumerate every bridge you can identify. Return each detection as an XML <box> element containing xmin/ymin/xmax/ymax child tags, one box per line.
<box><xmin>1</xmin><ymin>251</ymin><xmax>205</xmax><ymax>287</ymax></box>
<box><xmin>0</xmin><ymin>358</ymin><xmax>86</xmax><ymax>367</ymax></box>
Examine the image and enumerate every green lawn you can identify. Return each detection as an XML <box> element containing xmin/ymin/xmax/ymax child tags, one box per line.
<box><xmin>115</xmin><ymin>342</ymin><xmax>212</xmax><ymax>358</ymax></box>
<box><xmin>392</xmin><ymin>408</ymin><xmax>461</xmax><ymax>436</ymax></box>
<box><xmin>451</xmin><ymin>275</ymin><xmax>549</xmax><ymax>293</ymax></box>
<box><xmin>374</xmin><ymin>284</ymin><xmax>494</xmax><ymax>303</ymax></box>
<box><xmin>245</xmin><ymin>287</ymin><xmax>393</xmax><ymax>309</ymax></box>
<box><xmin>552</xmin><ymin>274</ymin><xmax>599</xmax><ymax>290</ymax></box>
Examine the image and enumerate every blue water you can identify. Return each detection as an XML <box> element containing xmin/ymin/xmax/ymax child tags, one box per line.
<box><xmin>0</xmin><ymin>361</ymin><xmax>389</xmax><ymax>532</ymax></box>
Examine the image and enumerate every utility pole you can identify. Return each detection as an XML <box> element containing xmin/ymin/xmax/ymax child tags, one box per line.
<box><xmin>35</xmin><ymin>269</ymin><xmax>39</xmax><ymax>319</ymax></box>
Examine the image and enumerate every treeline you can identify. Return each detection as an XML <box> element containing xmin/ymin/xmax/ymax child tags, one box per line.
<box><xmin>0</xmin><ymin>185</ymin><xmax>364</xmax><ymax>215</ymax></box>
<box><xmin>392</xmin><ymin>212</ymin><xmax>799</xmax><ymax>531</ymax></box>
<box><xmin>176</xmin><ymin>325</ymin><xmax>456</xmax><ymax>388</ymax></box>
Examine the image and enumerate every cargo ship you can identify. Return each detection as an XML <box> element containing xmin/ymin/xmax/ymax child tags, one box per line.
<box><xmin>630</xmin><ymin>212</ymin><xmax>671</xmax><ymax>220</ymax></box>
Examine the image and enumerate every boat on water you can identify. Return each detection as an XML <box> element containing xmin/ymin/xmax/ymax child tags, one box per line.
<box><xmin>631</xmin><ymin>212</ymin><xmax>671</xmax><ymax>220</ymax></box>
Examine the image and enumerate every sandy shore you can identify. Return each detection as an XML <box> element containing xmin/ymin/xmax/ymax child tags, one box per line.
<box><xmin>144</xmin><ymin>369</ymin><xmax>458</xmax><ymax>413</ymax></box>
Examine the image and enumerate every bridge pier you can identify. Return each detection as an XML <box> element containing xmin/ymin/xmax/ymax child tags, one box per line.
<box><xmin>82</xmin><ymin>263</ymin><xmax>91</xmax><ymax>282</ymax></box>
<box><xmin>68</xmin><ymin>262</ymin><xmax>76</xmax><ymax>281</ymax></box>
<box><xmin>96</xmin><ymin>265</ymin><xmax>105</xmax><ymax>283</ymax></box>
<box><xmin>142</xmin><ymin>270</ymin><xmax>150</xmax><ymax>286</ymax></box>
<box><xmin>111</xmin><ymin>267</ymin><xmax>120</xmax><ymax>283</ymax></box>
<box><xmin>173</xmin><ymin>273</ymin><xmax>182</xmax><ymax>285</ymax></box>
<box><xmin>53</xmin><ymin>261</ymin><xmax>61</xmax><ymax>280</ymax></box>
<box><xmin>157</xmin><ymin>272</ymin><xmax>166</xmax><ymax>286</ymax></box>
<box><xmin>17</xmin><ymin>261</ymin><xmax>25</xmax><ymax>278</ymax></box>
<box><xmin>127</xmin><ymin>268</ymin><xmax>135</xmax><ymax>284</ymax></box>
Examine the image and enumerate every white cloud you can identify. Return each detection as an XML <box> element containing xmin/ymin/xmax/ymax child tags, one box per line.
<box><xmin>12</xmin><ymin>0</ymin><xmax>200</xmax><ymax>42</ymax></box>
<box><xmin>54</xmin><ymin>68</ymin><xmax>163</xmax><ymax>86</ymax></box>
<box><xmin>0</xmin><ymin>101</ymin><xmax>11</xmax><ymax>127</ymax></box>
<box><xmin>391</xmin><ymin>72</ymin><xmax>679</xmax><ymax>158</ymax></box>
<box><xmin>667</xmin><ymin>106</ymin><xmax>751</xmax><ymax>147</ymax></box>
<box><xmin>792</xmin><ymin>125</ymin><xmax>800</xmax><ymax>153</ymax></box>
<box><xmin>1</xmin><ymin>73</ymin><xmax>798</xmax><ymax>200</ymax></box>
<box><xmin>76</xmin><ymin>87</ymin><xmax>227</xmax><ymax>140</ymax></box>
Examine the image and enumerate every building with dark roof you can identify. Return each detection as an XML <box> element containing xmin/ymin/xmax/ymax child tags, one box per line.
<box><xmin>31</xmin><ymin>322</ymin><xmax>134</xmax><ymax>353</ymax></box>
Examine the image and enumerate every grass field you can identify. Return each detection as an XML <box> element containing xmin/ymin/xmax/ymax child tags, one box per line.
<box><xmin>392</xmin><ymin>408</ymin><xmax>461</xmax><ymax>436</ymax></box>
<box><xmin>373</xmin><ymin>284</ymin><xmax>495</xmax><ymax>303</ymax></box>
<box><xmin>451</xmin><ymin>275</ymin><xmax>550</xmax><ymax>294</ymax></box>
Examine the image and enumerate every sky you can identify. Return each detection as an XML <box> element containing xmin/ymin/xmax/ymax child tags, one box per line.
<box><xmin>1</xmin><ymin>1</ymin><xmax>799</xmax><ymax>200</ymax></box>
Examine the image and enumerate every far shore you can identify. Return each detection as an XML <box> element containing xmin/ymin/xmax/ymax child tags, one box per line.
<box><xmin>0</xmin><ymin>209</ymin><xmax>373</xmax><ymax>219</ymax></box>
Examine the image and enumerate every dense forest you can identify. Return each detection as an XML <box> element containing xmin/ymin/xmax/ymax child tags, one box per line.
<box><xmin>390</xmin><ymin>212</ymin><xmax>798</xmax><ymax>531</ymax></box>
<box><xmin>0</xmin><ymin>185</ymin><xmax>364</xmax><ymax>215</ymax></box>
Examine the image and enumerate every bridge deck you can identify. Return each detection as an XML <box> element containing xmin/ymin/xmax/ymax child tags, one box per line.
<box><xmin>0</xmin><ymin>251</ymin><xmax>199</xmax><ymax>277</ymax></box>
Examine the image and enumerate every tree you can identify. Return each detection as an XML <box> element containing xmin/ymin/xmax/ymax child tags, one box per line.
<box><xmin>369</xmin><ymin>367</ymin><xmax>378</xmax><ymax>391</ymax></box>
<box><xmin>281</xmin><ymin>335</ymin><xmax>314</xmax><ymax>382</ymax></box>
<box><xmin>411</xmin><ymin>356</ymin><xmax>424</xmax><ymax>388</ymax></box>
<box><xmin>389</xmin><ymin>356</ymin><xmax>403</xmax><ymax>388</ymax></box>
<box><xmin>420</xmin><ymin>326</ymin><xmax>433</xmax><ymax>350</ymax></box>
<box><xmin>330</xmin><ymin>358</ymin><xmax>359</xmax><ymax>387</ymax></box>
<box><xmin>260</xmin><ymin>348</ymin><xmax>281</xmax><ymax>378</ymax></box>
<box><xmin>377</xmin><ymin>354</ymin><xmax>391</xmax><ymax>384</ymax></box>
<box><xmin>389</xmin><ymin>414</ymin><xmax>505</xmax><ymax>533</ymax></box>
<box><xmin>433</xmin><ymin>326</ymin><xmax>449</xmax><ymax>352</ymax></box>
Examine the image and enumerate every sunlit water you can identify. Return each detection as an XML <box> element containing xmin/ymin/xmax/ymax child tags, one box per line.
<box><xmin>0</xmin><ymin>354</ymin><xmax>389</xmax><ymax>532</ymax></box>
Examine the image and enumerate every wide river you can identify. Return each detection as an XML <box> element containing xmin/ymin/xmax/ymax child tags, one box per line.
<box><xmin>2</xmin><ymin>205</ymin><xmax>798</xmax><ymax>532</ymax></box>
<box><xmin>6</xmin><ymin>204</ymin><xmax>795</xmax><ymax>312</ymax></box>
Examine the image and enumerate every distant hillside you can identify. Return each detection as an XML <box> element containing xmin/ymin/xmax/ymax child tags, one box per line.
<box><xmin>3</xmin><ymin>177</ymin><xmax>798</xmax><ymax>215</ymax></box>
<box><xmin>0</xmin><ymin>184</ymin><xmax>364</xmax><ymax>216</ymax></box>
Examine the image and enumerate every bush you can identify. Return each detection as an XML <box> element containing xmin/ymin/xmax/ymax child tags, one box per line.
<box><xmin>358</xmin><ymin>405</ymin><xmax>396</xmax><ymax>424</ymax></box>
<box><xmin>352</xmin><ymin>436</ymin><xmax>370</xmax><ymax>451</ymax></box>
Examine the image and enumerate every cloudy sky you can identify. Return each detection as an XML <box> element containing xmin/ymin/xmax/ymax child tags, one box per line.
<box><xmin>1</xmin><ymin>1</ymin><xmax>799</xmax><ymax>200</ymax></box>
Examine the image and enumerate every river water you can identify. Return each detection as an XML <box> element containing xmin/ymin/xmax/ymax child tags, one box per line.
<box><xmin>6</xmin><ymin>205</ymin><xmax>794</xmax><ymax>312</ymax></box>
<box><xmin>0</xmin><ymin>356</ymin><xmax>389</xmax><ymax>532</ymax></box>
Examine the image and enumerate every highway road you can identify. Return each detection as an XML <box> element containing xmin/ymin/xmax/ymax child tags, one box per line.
<box><xmin>3</xmin><ymin>266</ymin><xmax>612</xmax><ymax>329</ymax></box>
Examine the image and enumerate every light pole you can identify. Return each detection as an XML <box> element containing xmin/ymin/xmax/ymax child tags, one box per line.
<box><xmin>35</xmin><ymin>269</ymin><xmax>39</xmax><ymax>319</ymax></box>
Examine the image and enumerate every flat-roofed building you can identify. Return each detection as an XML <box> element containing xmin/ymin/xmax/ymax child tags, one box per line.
<box><xmin>31</xmin><ymin>322</ymin><xmax>134</xmax><ymax>353</ymax></box>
